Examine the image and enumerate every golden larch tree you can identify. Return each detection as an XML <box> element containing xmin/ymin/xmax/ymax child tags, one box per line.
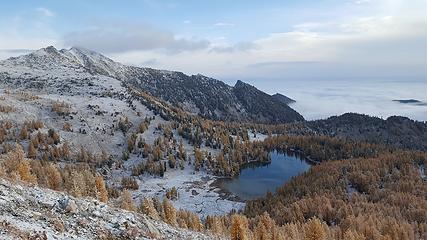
<box><xmin>95</xmin><ymin>175</ymin><xmax>108</xmax><ymax>203</ymax></box>
<box><xmin>46</xmin><ymin>163</ymin><xmax>62</xmax><ymax>190</ymax></box>
<box><xmin>304</xmin><ymin>218</ymin><xmax>327</xmax><ymax>240</ymax></box>
<box><xmin>231</xmin><ymin>214</ymin><xmax>249</xmax><ymax>240</ymax></box>
<box><xmin>120</xmin><ymin>190</ymin><xmax>136</xmax><ymax>211</ymax></box>
<box><xmin>162</xmin><ymin>198</ymin><xmax>177</xmax><ymax>226</ymax></box>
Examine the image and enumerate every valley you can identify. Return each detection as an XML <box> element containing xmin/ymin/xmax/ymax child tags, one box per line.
<box><xmin>0</xmin><ymin>46</ymin><xmax>426</xmax><ymax>239</ymax></box>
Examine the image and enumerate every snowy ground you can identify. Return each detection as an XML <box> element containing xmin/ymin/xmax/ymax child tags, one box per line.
<box><xmin>248</xmin><ymin>130</ymin><xmax>268</xmax><ymax>142</ymax></box>
<box><xmin>0</xmin><ymin>86</ymin><xmax>245</xmax><ymax>218</ymax></box>
<box><xmin>112</xmin><ymin>166</ymin><xmax>244</xmax><ymax>219</ymax></box>
<box><xmin>0</xmin><ymin>178</ymin><xmax>218</xmax><ymax>240</ymax></box>
<box><xmin>0</xmin><ymin>47</ymin><xmax>250</xmax><ymax>225</ymax></box>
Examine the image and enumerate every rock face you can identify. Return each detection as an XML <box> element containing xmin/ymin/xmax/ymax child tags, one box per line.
<box><xmin>0</xmin><ymin>46</ymin><xmax>303</xmax><ymax>123</ymax></box>
<box><xmin>0</xmin><ymin>179</ymin><xmax>216</xmax><ymax>239</ymax></box>
<box><xmin>271</xmin><ymin>93</ymin><xmax>295</xmax><ymax>105</ymax></box>
<box><xmin>232</xmin><ymin>80</ymin><xmax>303</xmax><ymax>123</ymax></box>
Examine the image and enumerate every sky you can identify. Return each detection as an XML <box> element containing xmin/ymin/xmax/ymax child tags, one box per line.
<box><xmin>0</xmin><ymin>0</ymin><xmax>426</xmax><ymax>120</ymax></box>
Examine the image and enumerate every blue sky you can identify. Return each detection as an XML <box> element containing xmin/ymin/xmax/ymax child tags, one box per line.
<box><xmin>0</xmin><ymin>0</ymin><xmax>318</xmax><ymax>40</ymax></box>
<box><xmin>0</xmin><ymin>0</ymin><xmax>426</xmax><ymax>88</ymax></box>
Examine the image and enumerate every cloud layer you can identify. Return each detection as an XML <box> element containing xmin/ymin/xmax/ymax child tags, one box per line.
<box><xmin>0</xmin><ymin>0</ymin><xmax>426</xmax><ymax>83</ymax></box>
<box><xmin>63</xmin><ymin>24</ymin><xmax>210</xmax><ymax>54</ymax></box>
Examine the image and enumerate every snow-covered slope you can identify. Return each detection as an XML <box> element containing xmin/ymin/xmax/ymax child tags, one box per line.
<box><xmin>0</xmin><ymin>48</ymin><xmax>246</xmax><ymax>219</ymax></box>
<box><xmin>0</xmin><ymin>178</ymin><xmax>217</xmax><ymax>239</ymax></box>
<box><xmin>0</xmin><ymin>46</ymin><xmax>303</xmax><ymax>123</ymax></box>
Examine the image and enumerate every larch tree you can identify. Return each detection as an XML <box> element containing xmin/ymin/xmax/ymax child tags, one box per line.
<box><xmin>45</xmin><ymin>163</ymin><xmax>62</xmax><ymax>191</ymax></box>
<box><xmin>17</xmin><ymin>159</ymin><xmax>37</xmax><ymax>184</ymax></box>
<box><xmin>162</xmin><ymin>198</ymin><xmax>177</xmax><ymax>226</ymax></box>
<box><xmin>95</xmin><ymin>175</ymin><xmax>108</xmax><ymax>203</ymax></box>
<box><xmin>344</xmin><ymin>230</ymin><xmax>366</xmax><ymax>240</ymax></box>
<box><xmin>304</xmin><ymin>218</ymin><xmax>327</xmax><ymax>240</ymax></box>
<box><xmin>120</xmin><ymin>190</ymin><xmax>136</xmax><ymax>212</ymax></box>
<box><xmin>20</xmin><ymin>126</ymin><xmax>28</xmax><ymax>140</ymax></box>
<box><xmin>27</xmin><ymin>141</ymin><xmax>37</xmax><ymax>159</ymax></box>
<box><xmin>139</xmin><ymin>197</ymin><xmax>160</xmax><ymax>220</ymax></box>
<box><xmin>231</xmin><ymin>214</ymin><xmax>249</xmax><ymax>240</ymax></box>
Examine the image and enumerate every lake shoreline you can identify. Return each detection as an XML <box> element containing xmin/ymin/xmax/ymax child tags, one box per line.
<box><xmin>212</xmin><ymin>150</ymin><xmax>312</xmax><ymax>201</ymax></box>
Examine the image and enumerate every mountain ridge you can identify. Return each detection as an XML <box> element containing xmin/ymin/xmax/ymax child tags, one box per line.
<box><xmin>0</xmin><ymin>46</ymin><xmax>304</xmax><ymax>123</ymax></box>
<box><xmin>306</xmin><ymin>112</ymin><xmax>427</xmax><ymax>151</ymax></box>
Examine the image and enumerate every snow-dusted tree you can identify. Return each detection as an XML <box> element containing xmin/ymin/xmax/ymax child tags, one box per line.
<box><xmin>162</xmin><ymin>198</ymin><xmax>177</xmax><ymax>226</ymax></box>
<box><xmin>231</xmin><ymin>214</ymin><xmax>249</xmax><ymax>240</ymax></box>
<box><xmin>120</xmin><ymin>190</ymin><xmax>136</xmax><ymax>211</ymax></box>
<box><xmin>20</xmin><ymin>126</ymin><xmax>29</xmax><ymax>140</ymax></box>
<box><xmin>139</xmin><ymin>197</ymin><xmax>160</xmax><ymax>220</ymax></box>
<box><xmin>17</xmin><ymin>159</ymin><xmax>37</xmax><ymax>184</ymax></box>
<box><xmin>304</xmin><ymin>218</ymin><xmax>326</xmax><ymax>240</ymax></box>
<box><xmin>27</xmin><ymin>141</ymin><xmax>37</xmax><ymax>159</ymax></box>
<box><xmin>95</xmin><ymin>175</ymin><xmax>108</xmax><ymax>203</ymax></box>
<box><xmin>45</xmin><ymin>163</ymin><xmax>62</xmax><ymax>191</ymax></box>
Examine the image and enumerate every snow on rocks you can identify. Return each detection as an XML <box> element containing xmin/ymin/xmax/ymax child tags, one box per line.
<box><xmin>0</xmin><ymin>178</ymin><xmax>218</xmax><ymax>239</ymax></box>
<box><xmin>0</xmin><ymin>46</ymin><xmax>247</xmax><ymax>223</ymax></box>
<box><xmin>116</xmin><ymin>166</ymin><xmax>245</xmax><ymax>219</ymax></box>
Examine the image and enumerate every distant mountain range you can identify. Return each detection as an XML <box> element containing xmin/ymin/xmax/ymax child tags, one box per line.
<box><xmin>393</xmin><ymin>99</ymin><xmax>427</xmax><ymax>106</ymax></box>
<box><xmin>0</xmin><ymin>46</ymin><xmax>303</xmax><ymax>123</ymax></box>
<box><xmin>307</xmin><ymin>113</ymin><xmax>427</xmax><ymax>151</ymax></box>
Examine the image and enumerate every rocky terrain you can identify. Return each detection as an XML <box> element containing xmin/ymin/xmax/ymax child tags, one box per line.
<box><xmin>0</xmin><ymin>46</ymin><xmax>302</xmax><ymax>123</ymax></box>
<box><xmin>232</xmin><ymin>80</ymin><xmax>302</xmax><ymax>123</ymax></box>
<box><xmin>1</xmin><ymin>46</ymin><xmax>426</xmax><ymax>240</ymax></box>
<box><xmin>0</xmin><ymin>57</ymin><xmax>244</xmax><ymax>219</ymax></box>
<box><xmin>0</xmin><ymin>178</ymin><xmax>217</xmax><ymax>239</ymax></box>
<box><xmin>271</xmin><ymin>93</ymin><xmax>295</xmax><ymax>105</ymax></box>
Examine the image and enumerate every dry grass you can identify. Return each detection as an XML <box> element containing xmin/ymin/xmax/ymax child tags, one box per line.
<box><xmin>16</xmin><ymin>91</ymin><xmax>40</xmax><ymax>101</ymax></box>
<box><xmin>0</xmin><ymin>104</ymin><xmax>15</xmax><ymax>113</ymax></box>
<box><xmin>52</xmin><ymin>101</ymin><xmax>71</xmax><ymax>115</ymax></box>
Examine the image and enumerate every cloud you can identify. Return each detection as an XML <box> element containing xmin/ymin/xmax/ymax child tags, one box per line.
<box><xmin>0</xmin><ymin>49</ymin><xmax>34</xmax><ymax>60</ymax></box>
<box><xmin>214</xmin><ymin>22</ymin><xmax>235</xmax><ymax>27</ymax></box>
<box><xmin>210</xmin><ymin>42</ymin><xmax>258</xmax><ymax>53</ymax></box>
<box><xmin>141</xmin><ymin>58</ymin><xmax>158</xmax><ymax>66</ymax></box>
<box><xmin>248</xmin><ymin>61</ymin><xmax>323</xmax><ymax>68</ymax></box>
<box><xmin>0</xmin><ymin>8</ymin><xmax>57</xmax><ymax>57</ymax></box>
<box><xmin>354</xmin><ymin>0</ymin><xmax>371</xmax><ymax>5</ymax></box>
<box><xmin>275</xmin><ymin>79</ymin><xmax>427</xmax><ymax>121</ymax></box>
<box><xmin>63</xmin><ymin>24</ymin><xmax>210</xmax><ymax>54</ymax></box>
<box><xmin>35</xmin><ymin>7</ymin><xmax>54</xmax><ymax>17</ymax></box>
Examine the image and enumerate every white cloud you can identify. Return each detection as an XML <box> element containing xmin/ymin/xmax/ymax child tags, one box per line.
<box><xmin>0</xmin><ymin>7</ymin><xmax>57</xmax><ymax>58</ymax></box>
<box><xmin>63</xmin><ymin>24</ymin><xmax>210</xmax><ymax>54</ymax></box>
<box><xmin>214</xmin><ymin>22</ymin><xmax>235</xmax><ymax>27</ymax></box>
<box><xmin>210</xmin><ymin>41</ymin><xmax>258</xmax><ymax>53</ymax></box>
<box><xmin>108</xmin><ymin>1</ymin><xmax>427</xmax><ymax>82</ymax></box>
<box><xmin>1</xmin><ymin>0</ymin><xmax>426</xmax><ymax>83</ymax></box>
<box><xmin>35</xmin><ymin>7</ymin><xmax>54</xmax><ymax>17</ymax></box>
<box><xmin>354</xmin><ymin>0</ymin><xmax>371</xmax><ymax>5</ymax></box>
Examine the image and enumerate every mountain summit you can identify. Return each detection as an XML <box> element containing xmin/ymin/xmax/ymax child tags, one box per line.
<box><xmin>0</xmin><ymin>46</ymin><xmax>303</xmax><ymax>123</ymax></box>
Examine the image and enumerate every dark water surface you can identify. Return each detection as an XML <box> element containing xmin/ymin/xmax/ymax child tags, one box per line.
<box><xmin>219</xmin><ymin>151</ymin><xmax>311</xmax><ymax>200</ymax></box>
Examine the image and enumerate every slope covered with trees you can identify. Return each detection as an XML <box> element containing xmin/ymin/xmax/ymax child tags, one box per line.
<box><xmin>0</xmin><ymin>46</ymin><xmax>426</xmax><ymax>240</ymax></box>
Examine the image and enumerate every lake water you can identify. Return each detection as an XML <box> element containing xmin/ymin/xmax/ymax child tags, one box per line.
<box><xmin>219</xmin><ymin>151</ymin><xmax>311</xmax><ymax>200</ymax></box>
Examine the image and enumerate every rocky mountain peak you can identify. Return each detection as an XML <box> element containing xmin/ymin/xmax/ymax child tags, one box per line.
<box><xmin>234</xmin><ymin>80</ymin><xmax>253</xmax><ymax>89</ymax></box>
<box><xmin>272</xmin><ymin>93</ymin><xmax>296</xmax><ymax>105</ymax></box>
<box><xmin>0</xmin><ymin>45</ymin><xmax>304</xmax><ymax>123</ymax></box>
<box><xmin>61</xmin><ymin>46</ymin><xmax>127</xmax><ymax>77</ymax></box>
<box><xmin>3</xmin><ymin>46</ymin><xmax>80</xmax><ymax>70</ymax></box>
<box><xmin>43</xmin><ymin>45</ymin><xmax>60</xmax><ymax>54</ymax></box>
